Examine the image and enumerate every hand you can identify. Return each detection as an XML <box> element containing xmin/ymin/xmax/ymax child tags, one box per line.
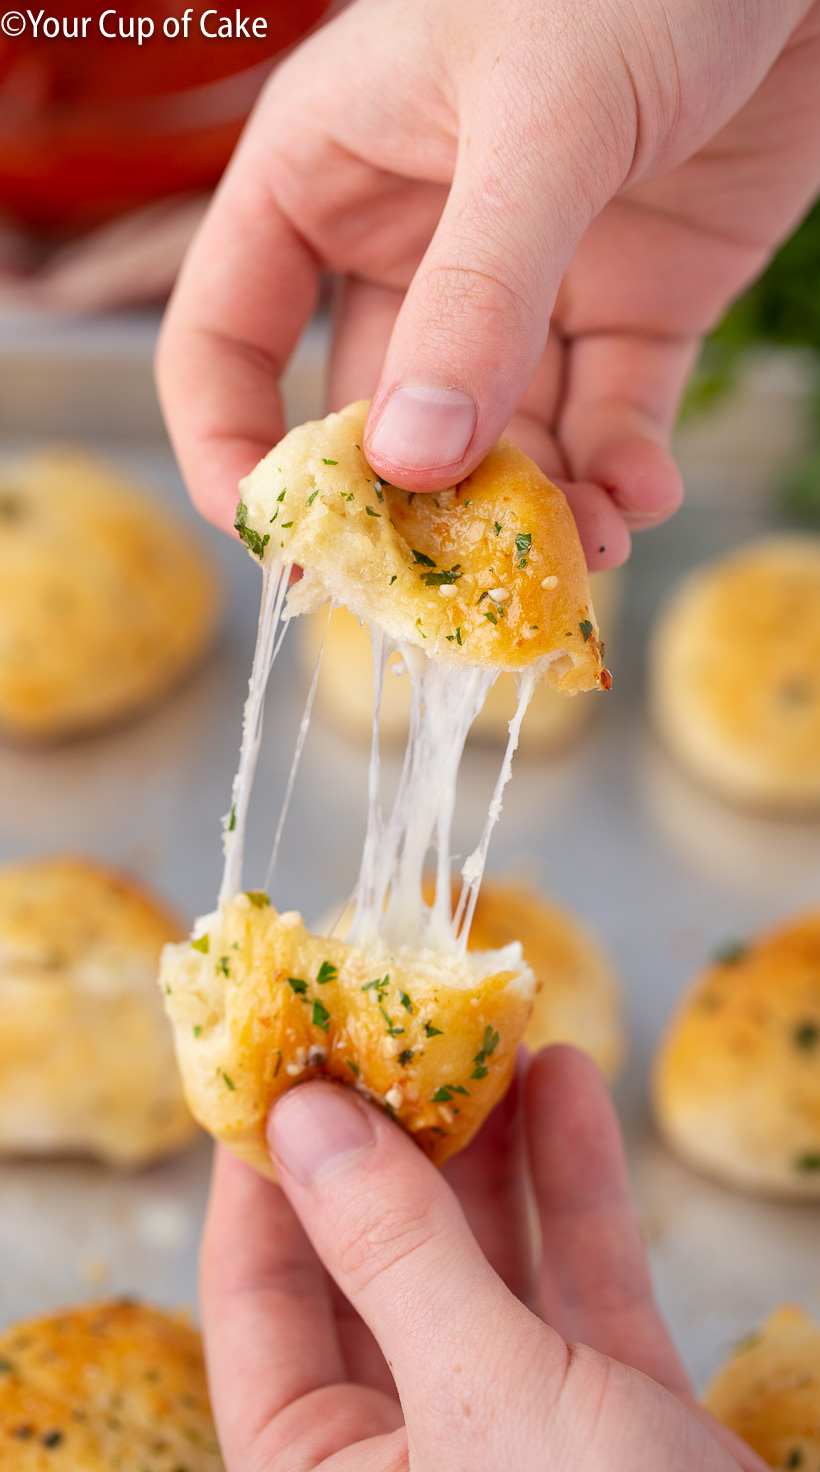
<box><xmin>157</xmin><ymin>0</ymin><xmax>820</xmax><ymax>568</ymax></box>
<box><xmin>200</xmin><ymin>1046</ymin><xmax>767</xmax><ymax>1470</ymax></box>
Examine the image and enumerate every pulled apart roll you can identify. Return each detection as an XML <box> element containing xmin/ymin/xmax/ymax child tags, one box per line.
<box><xmin>160</xmin><ymin>892</ymin><xmax>534</xmax><ymax>1176</ymax></box>
<box><xmin>237</xmin><ymin>399</ymin><xmax>609</xmax><ymax>687</ymax></box>
<box><xmin>653</xmin><ymin>911</ymin><xmax>820</xmax><ymax>1197</ymax></box>
<box><xmin>0</xmin><ymin>1299</ymin><xmax>223</xmax><ymax>1470</ymax></box>
<box><xmin>704</xmin><ymin>1304</ymin><xmax>820</xmax><ymax>1469</ymax></box>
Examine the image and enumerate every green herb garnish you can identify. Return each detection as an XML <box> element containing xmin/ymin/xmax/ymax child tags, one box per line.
<box><xmin>795</xmin><ymin>1021</ymin><xmax>820</xmax><ymax>1050</ymax></box>
<box><xmin>366</xmin><ymin>505</ymin><xmax>380</xmax><ymax>517</ymax></box>
<box><xmin>713</xmin><ymin>940</ymin><xmax>748</xmax><ymax>965</ymax></box>
<box><xmin>281</xmin><ymin>520</ymin><xmax>293</xmax><ymax>528</ymax></box>
<box><xmin>785</xmin><ymin>1449</ymin><xmax>804</xmax><ymax>1468</ymax></box>
<box><xmin>399</xmin><ymin>989</ymin><xmax>413</xmax><ymax>1012</ymax></box>
<box><xmin>398</xmin><ymin>1049</ymin><xmax>414</xmax><ymax>1066</ymax></box>
<box><xmin>245</xmin><ymin>890</ymin><xmax>270</xmax><ymax>908</ymax></box>
<box><xmin>432</xmin><ymin>1087</ymin><xmax>453</xmax><ymax>1103</ymax></box>
<box><xmin>288</xmin><ymin>976</ymin><xmax>308</xmax><ymax>996</ymax></box>
<box><xmin>390</xmin><ymin>574</ymin><xmax>397</xmax><ymax>585</ymax></box>
<box><xmin>514</xmin><ymin>531</ymin><xmax>532</xmax><ymax>567</ymax></box>
<box><xmin>379</xmin><ymin>1005</ymin><xmax>404</xmax><ymax>1037</ymax></box>
<box><xmin>416</xmin><ymin>617</ymin><xmax>426</xmax><ymax>638</ymax></box>
<box><xmin>227</xmin><ymin>805</ymin><xmax>236</xmax><ymax>832</ymax></box>
<box><xmin>306</xmin><ymin>488</ymin><xmax>319</xmax><ymax>506</ymax></box>
<box><xmin>234</xmin><ymin>501</ymin><xmax>270</xmax><ymax>559</ymax></box>
<box><xmin>276</xmin><ymin>488</ymin><xmax>287</xmax><ymax>502</ymax></box>
<box><xmin>346</xmin><ymin>1059</ymin><xmax>360</xmax><ymax>1077</ymax></box>
<box><xmin>425</xmin><ymin>1022</ymin><xmax>443</xmax><ymax>1037</ymax></box>
<box><xmin>191</xmin><ymin>934</ymin><xmax>210</xmax><ymax>954</ymax></box>
<box><xmin>493</xmin><ymin>521</ymin><xmax>502</xmax><ymax>536</ymax></box>
<box><xmin>322</xmin><ymin>458</ymin><xmax>338</xmax><ymax>465</ymax></box>
<box><xmin>579</xmin><ymin>618</ymin><xmax>594</xmax><ymax>641</ymax></box>
<box><xmin>312</xmin><ymin>1000</ymin><xmax>331</xmax><ymax>1032</ymax></box>
<box><xmin>316</xmin><ymin>960</ymin><xmax>337</xmax><ymax>986</ymax></box>
<box><xmin>484</xmin><ymin>608</ymin><xmax>498</xmax><ymax>625</ymax></box>
<box><xmin>193</xmin><ymin>1025</ymin><xmax>202</xmax><ymax>1037</ymax></box>
<box><xmin>216</xmin><ymin>956</ymin><xmax>230</xmax><ymax>977</ymax></box>
<box><xmin>221</xmin><ymin>1071</ymin><xmax>236</xmax><ymax>1091</ymax></box>
<box><xmin>412</xmin><ymin>549</ymin><xmax>436</xmax><ymax>567</ymax></box>
<box><xmin>796</xmin><ymin>1153</ymin><xmax>820</xmax><ymax>1172</ymax></box>
<box><xmin>423</xmin><ymin>567</ymin><xmax>463</xmax><ymax>587</ymax></box>
<box><xmin>471</xmin><ymin>1065</ymin><xmax>488</xmax><ymax>1079</ymax></box>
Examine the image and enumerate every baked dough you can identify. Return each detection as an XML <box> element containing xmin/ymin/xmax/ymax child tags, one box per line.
<box><xmin>464</xmin><ymin>881</ymin><xmax>624</xmax><ymax>1079</ymax></box>
<box><xmin>0</xmin><ymin>855</ymin><xmax>197</xmax><ymax>1166</ymax></box>
<box><xmin>650</xmin><ymin>536</ymin><xmax>820</xmax><ymax>810</ymax></box>
<box><xmin>160</xmin><ymin>891</ymin><xmax>534</xmax><ymax>1175</ymax></box>
<box><xmin>298</xmin><ymin>568</ymin><xmax>621</xmax><ymax>750</ymax></box>
<box><xmin>162</xmin><ymin>403</ymin><xmax>607</xmax><ymax>1175</ymax></box>
<box><xmin>703</xmin><ymin>1304</ymin><xmax>820</xmax><ymax>1469</ymax></box>
<box><xmin>0</xmin><ymin>1299</ymin><xmax>223</xmax><ymax>1469</ymax></box>
<box><xmin>652</xmin><ymin>910</ymin><xmax>820</xmax><ymax>1197</ymax></box>
<box><xmin>0</xmin><ymin>447</ymin><xmax>220</xmax><ymax>740</ymax></box>
<box><xmin>238</xmin><ymin>400</ymin><xmax>609</xmax><ymax>687</ymax></box>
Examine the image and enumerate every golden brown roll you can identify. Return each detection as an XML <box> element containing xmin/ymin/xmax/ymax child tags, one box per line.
<box><xmin>237</xmin><ymin>400</ymin><xmax>609</xmax><ymax>688</ymax></box>
<box><xmin>299</xmin><ymin>568</ymin><xmax>621</xmax><ymax>749</ymax></box>
<box><xmin>703</xmin><ymin>1304</ymin><xmax>820</xmax><ymax>1468</ymax></box>
<box><xmin>160</xmin><ymin>892</ymin><xmax>534</xmax><ymax>1177</ymax></box>
<box><xmin>652</xmin><ymin>910</ymin><xmax>820</xmax><ymax>1197</ymax></box>
<box><xmin>0</xmin><ymin>447</ymin><xmax>220</xmax><ymax>740</ymax></box>
<box><xmin>465</xmin><ymin>881</ymin><xmax>624</xmax><ymax>1079</ymax></box>
<box><xmin>0</xmin><ymin>855</ymin><xmax>197</xmax><ymax>1166</ymax></box>
<box><xmin>0</xmin><ymin>1299</ymin><xmax>223</xmax><ymax>1469</ymax></box>
<box><xmin>649</xmin><ymin>536</ymin><xmax>820</xmax><ymax>810</ymax></box>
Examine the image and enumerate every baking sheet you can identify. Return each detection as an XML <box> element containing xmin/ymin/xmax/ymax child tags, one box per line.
<box><xmin>0</xmin><ymin>313</ymin><xmax>819</xmax><ymax>1391</ymax></box>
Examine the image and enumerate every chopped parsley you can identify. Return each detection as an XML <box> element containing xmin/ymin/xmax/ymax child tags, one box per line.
<box><xmin>432</xmin><ymin>1086</ymin><xmax>454</xmax><ymax>1103</ymax></box>
<box><xmin>471</xmin><ymin>1064</ymin><xmax>488</xmax><ymax>1079</ymax></box>
<box><xmin>276</xmin><ymin>488</ymin><xmax>287</xmax><ymax>502</ymax></box>
<box><xmin>713</xmin><ymin>940</ymin><xmax>748</xmax><ymax>965</ymax></box>
<box><xmin>41</xmin><ymin>1431</ymin><xmax>63</xmax><ymax>1448</ymax></box>
<box><xmin>484</xmin><ymin>608</ymin><xmax>498</xmax><ymax>625</ymax></box>
<box><xmin>281</xmin><ymin>520</ymin><xmax>293</xmax><ymax>528</ymax></box>
<box><xmin>412</xmin><ymin>549</ymin><xmax>436</xmax><ymax>567</ymax></box>
<box><xmin>785</xmin><ymin>1450</ymin><xmax>804</xmax><ymax>1468</ymax></box>
<box><xmin>234</xmin><ymin>501</ymin><xmax>269</xmax><ymax>559</ymax></box>
<box><xmin>316</xmin><ymin>960</ymin><xmax>338</xmax><ymax>986</ymax></box>
<box><xmin>269</xmin><ymin>509</ymin><xmax>278</xmax><ymax>524</ymax></box>
<box><xmin>379</xmin><ymin>1005</ymin><xmax>404</xmax><ymax>1037</ymax></box>
<box><xmin>191</xmin><ymin>934</ymin><xmax>210</xmax><ymax>954</ymax></box>
<box><xmin>245</xmin><ymin>890</ymin><xmax>270</xmax><ymax>908</ymax></box>
<box><xmin>193</xmin><ymin>1025</ymin><xmax>202</xmax><ymax>1037</ymax></box>
<box><xmin>579</xmin><ymin>618</ymin><xmax>594</xmax><ymax>641</ymax></box>
<box><xmin>322</xmin><ymin>458</ymin><xmax>338</xmax><ymax>465</ymax></box>
<box><xmin>472</xmin><ymin>1026</ymin><xmax>500</xmax><ymax>1076</ymax></box>
<box><xmin>340</xmin><ymin>491</ymin><xmax>354</xmax><ymax>501</ymax></box>
<box><xmin>399</xmin><ymin>989</ymin><xmax>413</xmax><ymax>1012</ymax></box>
<box><xmin>796</xmin><ymin>1153</ymin><xmax>820</xmax><ymax>1172</ymax></box>
<box><xmin>312</xmin><ymin>1000</ymin><xmax>331</xmax><ymax>1032</ymax></box>
<box><xmin>362</xmin><ymin>974</ymin><xmax>389</xmax><ymax>998</ymax></box>
<box><xmin>216</xmin><ymin>956</ymin><xmax>230</xmax><ymax>977</ymax></box>
<box><xmin>366</xmin><ymin>505</ymin><xmax>381</xmax><ymax>517</ymax></box>
<box><xmin>346</xmin><ymin>1059</ymin><xmax>360</xmax><ymax>1077</ymax></box>
<box><xmin>795</xmin><ymin>1021</ymin><xmax>820</xmax><ymax>1049</ymax></box>
<box><xmin>416</xmin><ymin>617</ymin><xmax>426</xmax><ymax>638</ymax></box>
<box><xmin>221</xmin><ymin>1071</ymin><xmax>236</xmax><ymax>1091</ymax></box>
<box><xmin>390</xmin><ymin>574</ymin><xmax>397</xmax><ymax>585</ymax></box>
<box><xmin>493</xmin><ymin>521</ymin><xmax>502</xmax><ymax>536</ymax></box>
<box><xmin>227</xmin><ymin>805</ymin><xmax>236</xmax><ymax>832</ymax></box>
<box><xmin>446</xmin><ymin>626</ymin><xmax>464</xmax><ymax>646</ymax></box>
<box><xmin>424</xmin><ymin>1022</ymin><xmax>443</xmax><ymax>1037</ymax></box>
<box><xmin>374</xmin><ymin>482</ymin><xmax>384</xmax><ymax>502</ymax></box>
<box><xmin>423</xmin><ymin>566</ymin><xmax>463</xmax><ymax>587</ymax></box>
<box><xmin>514</xmin><ymin>531</ymin><xmax>532</xmax><ymax>567</ymax></box>
<box><xmin>288</xmin><ymin>976</ymin><xmax>308</xmax><ymax>996</ymax></box>
<box><xmin>306</xmin><ymin>488</ymin><xmax>319</xmax><ymax>506</ymax></box>
<box><xmin>398</xmin><ymin>1049</ymin><xmax>414</xmax><ymax>1066</ymax></box>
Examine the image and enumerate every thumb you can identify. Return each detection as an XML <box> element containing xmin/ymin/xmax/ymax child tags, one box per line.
<box><xmin>364</xmin><ymin>58</ymin><xmax>636</xmax><ymax>490</ymax></box>
<box><xmin>267</xmin><ymin>1081</ymin><xmax>566</xmax><ymax>1467</ymax></box>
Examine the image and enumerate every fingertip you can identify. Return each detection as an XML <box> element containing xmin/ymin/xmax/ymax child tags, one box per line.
<box><xmin>364</xmin><ymin>383</ymin><xmax>478</xmax><ymax>491</ymax></box>
<box><xmin>559</xmin><ymin>481</ymin><xmax>632</xmax><ymax>571</ymax></box>
<box><xmin>587</xmin><ymin>436</ymin><xmax>684</xmax><ymax>527</ymax></box>
<box><xmin>266</xmin><ymin>1080</ymin><xmax>377</xmax><ymax>1188</ymax></box>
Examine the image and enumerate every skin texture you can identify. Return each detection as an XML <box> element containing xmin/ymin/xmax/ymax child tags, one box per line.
<box><xmin>157</xmin><ymin>0</ymin><xmax>820</xmax><ymax>568</ymax></box>
<box><xmin>201</xmin><ymin>1046</ymin><xmax>770</xmax><ymax>1471</ymax></box>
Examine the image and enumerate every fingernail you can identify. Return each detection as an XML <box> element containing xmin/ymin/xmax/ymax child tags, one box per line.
<box><xmin>368</xmin><ymin>384</ymin><xmax>476</xmax><ymax>472</ymax></box>
<box><xmin>267</xmin><ymin>1082</ymin><xmax>375</xmax><ymax>1186</ymax></box>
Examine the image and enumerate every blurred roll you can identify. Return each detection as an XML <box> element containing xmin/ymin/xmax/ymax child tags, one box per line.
<box><xmin>0</xmin><ymin>1299</ymin><xmax>223</xmax><ymax>1469</ymax></box>
<box><xmin>653</xmin><ymin>910</ymin><xmax>820</xmax><ymax>1197</ymax></box>
<box><xmin>649</xmin><ymin>536</ymin><xmax>820</xmax><ymax>810</ymax></box>
<box><xmin>704</xmin><ymin>1304</ymin><xmax>820</xmax><ymax>1468</ymax></box>
<box><xmin>298</xmin><ymin>570</ymin><xmax>621</xmax><ymax>750</ymax></box>
<box><xmin>0</xmin><ymin>447</ymin><xmax>220</xmax><ymax>740</ymax></box>
<box><xmin>0</xmin><ymin>854</ymin><xmax>197</xmax><ymax>1165</ymax></box>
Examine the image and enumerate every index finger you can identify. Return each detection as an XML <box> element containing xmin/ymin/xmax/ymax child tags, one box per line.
<box><xmin>156</xmin><ymin>110</ymin><xmax>319</xmax><ymax>532</ymax></box>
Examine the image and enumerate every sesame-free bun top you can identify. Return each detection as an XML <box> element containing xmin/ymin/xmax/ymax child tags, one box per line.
<box><xmin>0</xmin><ymin>447</ymin><xmax>220</xmax><ymax>741</ymax></box>
<box><xmin>0</xmin><ymin>1299</ymin><xmax>223</xmax><ymax>1470</ymax></box>
<box><xmin>703</xmin><ymin>1304</ymin><xmax>820</xmax><ymax>1469</ymax></box>
<box><xmin>160</xmin><ymin>892</ymin><xmax>535</xmax><ymax>1177</ymax></box>
<box><xmin>652</xmin><ymin>910</ymin><xmax>820</xmax><ymax>1198</ymax></box>
<box><xmin>650</xmin><ymin>536</ymin><xmax>820</xmax><ymax>810</ymax></box>
<box><xmin>237</xmin><ymin>401</ymin><xmax>608</xmax><ymax>690</ymax></box>
<box><xmin>0</xmin><ymin>854</ymin><xmax>197</xmax><ymax>1166</ymax></box>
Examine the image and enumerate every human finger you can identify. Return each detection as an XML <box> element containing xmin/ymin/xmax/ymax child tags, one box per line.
<box><xmin>363</xmin><ymin>36</ymin><xmax>634</xmax><ymax>491</ymax></box>
<box><xmin>267</xmin><ymin>1080</ymin><xmax>565</xmax><ymax>1466</ymax></box>
<box><xmin>527</xmin><ymin>1045</ymin><xmax>691</xmax><ymax>1394</ymax></box>
<box><xmin>156</xmin><ymin>110</ymin><xmax>319</xmax><ymax>533</ymax></box>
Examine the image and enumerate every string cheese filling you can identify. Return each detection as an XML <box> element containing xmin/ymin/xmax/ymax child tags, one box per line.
<box><xmin>219</xmin><ymin>558</ymin><xmax>544</xmax><ymax>955</ymax></box>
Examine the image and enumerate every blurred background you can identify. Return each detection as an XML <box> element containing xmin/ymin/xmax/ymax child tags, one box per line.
<box><xmin>1</xmin><ymin>3</ymin><xmax>820</xmax><ymax>1413</ymax></box>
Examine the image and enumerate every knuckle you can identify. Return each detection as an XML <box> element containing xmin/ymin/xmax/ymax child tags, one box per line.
<box><xmin>333</xmin><ymin>1188</ymin><xmax>443</xmax><ymax>1298</ymax></box>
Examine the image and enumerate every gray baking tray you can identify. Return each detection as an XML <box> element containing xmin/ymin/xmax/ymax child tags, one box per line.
<box><xmin>0</xmin><ymin>311</ymin><xmax>818</xmax><ymax>1392</ymax></box>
